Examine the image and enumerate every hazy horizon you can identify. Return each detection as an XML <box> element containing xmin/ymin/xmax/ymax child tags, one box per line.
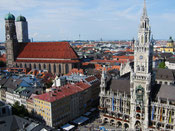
<box><xmin>0</xmin><ymin>0</ymin><xmax>175</xmax><ymax>42</ymax></box>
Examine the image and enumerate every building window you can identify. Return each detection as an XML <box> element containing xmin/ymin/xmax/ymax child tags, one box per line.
<box><xmin>29</xmin><ymin>64</ymin><xmax>31</xmax><ymax>69</ymax></box>
<box><xmin>66</xmin><ymin>64</ymin><xmax>69</xmax><ymax>74</ymax></box>
<box><xmin>54</xmin><ymin>64</ymin><xmax>56</xmax><ymax>73</ymax></box>
<box><xmin>59</xmin><ymin>65</ymin><xmax>61</xmax><ymax>73</ymax></box>
<box><xmin>39</xmin><ymin>64</ymin><xmax>41</xmax><ymax>70</ymax></box>
<box><xmin>34</xmin><ymin>64</ymin><xmax>36</xmax><ymax>69</ymax></box>
<box><xmin>137</xmin><ymin>65</ymin><xmax>140</xmax><ymax>71</ymax></box>
<box><xmin>49</xmin><ymin>64</ymin><xmax>51</xmax><ymax>72</ymax></box>
<box><xmin>2</xmin><ymin>108</ymin><xmax>6</xmax><ymax>114</ymax></box>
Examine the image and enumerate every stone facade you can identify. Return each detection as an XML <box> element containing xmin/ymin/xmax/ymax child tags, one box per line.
<box><xmin>99</xmin><ymin>1</ymin><xmax>175</xmax><ymax>130</ymax></box>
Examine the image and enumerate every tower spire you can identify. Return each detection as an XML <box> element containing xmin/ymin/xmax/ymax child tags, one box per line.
<box><xmin>142</xmin><ymin>0</ymin><xmax>147</xmax><ymax>18</ymax></box>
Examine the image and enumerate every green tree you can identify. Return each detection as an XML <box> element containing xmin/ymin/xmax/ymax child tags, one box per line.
<box><xmin>45</xmin><ymin>79</ymin><xmax>53</xmax><ymax>88</ymax></box>
<box><xmin>158</xmin><ymin>61</ymin><xmax>166</xmax><ymax>69</ymax></box>
<box><xmin>12</xmin><ymin>101</ymin><xmax>29</xmax><ymax>117</ymax></box>
<box><xmin>0</xmin><ymin>61</ymin><xmax>6</xmax><ymax>67</ymax></box>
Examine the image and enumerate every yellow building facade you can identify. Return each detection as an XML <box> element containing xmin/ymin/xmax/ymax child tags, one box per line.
<box><xmin>34</xmin><ymin>98</ymin><xmax>52</xmax><ymax>126</ymax></box>
<box><xmin>160</xmin><ymin>37</ymin><xmax>174</xmax><ymax>53</ymax></box>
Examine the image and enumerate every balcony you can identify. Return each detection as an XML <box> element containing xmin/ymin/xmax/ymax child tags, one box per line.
<box><xmin>136</xmin><ymin>110</ymin><xmax>141</xmax><ymax>113</ymax></box>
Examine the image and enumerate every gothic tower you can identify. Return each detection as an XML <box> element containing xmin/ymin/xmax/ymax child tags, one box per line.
<box><xmin>100</xmin><ymin>67</ymin><xmax>107</xmax><ymax>95</ymax></box>
<box><xmin>130</xmin><ymin>0</ymin><xmax>154</xmax><ymax>130</ymax></box>
<box><xmin>16</xmin><ymin>15</ymin><xmax>29</xmax><ymax>43</ymax></box>
<box><xmin>5</xmin><ymin>13</ymin><xmax>18</xmax><ymax>67</ymax></box>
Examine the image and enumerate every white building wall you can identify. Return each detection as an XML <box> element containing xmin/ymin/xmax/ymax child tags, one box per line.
<box><xmin>6</xmin><ymin>92</ymin><xmax>15</xmax><ymax>105</ymax></box>
<box><xmin>165</xmin><ymin>61</ymin><xmax>175</xmax><ymax>70</ymax></box>
<box><xmin>15</xmin><ymin>21</ymin><xmax>29</xmax><ymax>43</ymax></box>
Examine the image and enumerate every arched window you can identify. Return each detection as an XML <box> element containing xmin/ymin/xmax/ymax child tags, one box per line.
<box><xmin>59</xmin><ymin>64</ymin><xmax>61</xmax><ymax>73</ymax></box>
<box><xmin>137</xmin><ymin>65</ymin><xmax>140</xmax><ymax>71</ymax></box>
<box><xmin>48</xmin><ymin>64</ymin><xmax>51</xmax><ymax>72</ymax></box>
<box><xmin>54</xmin><ymin>64</ymin><xmax>56</xmax><ymax>73</ymax></box>
<box><xmin>39</xmin><ymin>64</ymin><xmax>41</xmax><ymax>70</ymax></box>
<box><xmin>136</xmin><ymin>106</ymin><xmax>141</xmax><ymax>112</ymax></box>
<box><xmin>65</xmin><ymin>64</ymin><xmax>69</xmax><ymax>74</ymax></box>
<box><xmin>145</xmin><ymin>35</ymin><xmax>147</xmax><ymax>43</ymax></box>
<box><xmin>44</xmin><ymin>64</ymin><xmax>46</xmax><ymax>69</ymax></box>
<box><xmin>141</xmin><ymin>66</ymin><xmax>145</xmax><ymax>71</ymax></box>
<box><xmin>29</xmin><ymin>64</ymin><xmax>31</xmax><ymax>69</ymax></box>
<box><xmin>34</xmin><ymin>64</ymin><xmax>36</xmax><ymax>69</ymax></box>
<box><xmin>141</xmin><ymin>35</ymin><xmax>144</xmax><ymax>43</ymax></box>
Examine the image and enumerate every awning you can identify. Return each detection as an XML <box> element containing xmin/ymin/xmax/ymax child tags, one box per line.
<box><xmin>72</xmin><ymin>116</ymin><xmax>89</xmax><ymax>125</ymax></box>
<box><xmin>61</xmin><ymin>123</ymin><xmax>75</xmax><ymax>131</ymax></box>
<box><xmin>84</xmin><ymin>112</ymin><xmax>91</xmax><ymax>116</ymax></box>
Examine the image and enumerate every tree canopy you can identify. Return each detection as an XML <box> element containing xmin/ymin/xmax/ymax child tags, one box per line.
<box><xmin>158</xmin><ymin>61</ymin><xmax>166</xmax><ymax>69</ymax></box>
<box><xmin>12</xmin><ymin>101</ymin><xmax>29</xmax><ymax>117</ymax></box>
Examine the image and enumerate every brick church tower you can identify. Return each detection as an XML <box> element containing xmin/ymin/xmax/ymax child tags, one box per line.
<box><xmin>5</xmin><ymin>13</ymin><xmax>18</xmax><ymax>67</ymax></box>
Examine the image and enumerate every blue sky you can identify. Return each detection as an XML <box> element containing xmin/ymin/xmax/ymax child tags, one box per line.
<box><xmin>0</xmin><ymin>0</ymin><xmax>175</xmax><ymax>41</ymax></box>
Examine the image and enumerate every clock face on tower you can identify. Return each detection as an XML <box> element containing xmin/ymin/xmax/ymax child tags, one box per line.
<box><xmin>6</xmin><ymin>35</ymin><xmax>10</xmax><ymax>40</ymax></box>
<box><xmin>139</xmin><ymin>55</ymin><xmax>143</xmax><ymax>60</ymax></box>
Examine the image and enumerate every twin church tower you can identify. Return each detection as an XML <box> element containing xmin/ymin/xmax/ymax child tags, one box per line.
<box><xmin>5</xmin><ymin>13</ymin><xmax>29</xmax><ymax>67</ymax></box>
<box><xmin>5</xmin><ymin>13</ymin><xmax>29</xmax><ymax>43</ymax></box>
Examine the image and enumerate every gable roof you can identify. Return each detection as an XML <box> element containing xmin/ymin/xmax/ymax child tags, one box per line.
<box><xmin>34</xmin><ymin>82</ymin><xmax>90</xmax><ymax>102</ymax></box>
<box><xmin>3</xmin><ymin>77</ymin><xmax>22</xmax><ymax>92</ymax></box>
<box><xmin>157</xmin><ymin>84</ymin><xmax>175</xmax><ymax>101</ymax></box>
<box><xmin>0</xmin><ymin>115</ymin><xmax>31</xmax><ymax>131</ymax></box>
<box><xmin>110</xmin><ymin>79</ymin><xmax>130</xmax><ymax>95</ymax></box>
<box><xmin>16</xmin><ymin>42</ymin><xmax>79</xmax><ymax>63</ymax></box>
<box><xmin>155</xmin><ymin>68</ymin><xmax>175</xmax><ymax>81</ymax></box>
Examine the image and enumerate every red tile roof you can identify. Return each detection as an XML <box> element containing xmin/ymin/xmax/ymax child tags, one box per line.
<box><xmin>112</xmin><ymin>56</ymin><xmax>134</xmax><ymax>60</ymax></box>
<box><xmin>66</xmin><ymin>68</ymin><xmax>84</xmax><ymax>76</ymax></box>
<box><xmin>34</xmin><ymin>82</ymin><xmax>90</xmax><ymax>102</ymax></box>
<box><xmin>0</xmin><ymin>54</ymin><xmax>6</xmax><ymax>62</ymax></box>
<box><xmin>16</xmin><ymin>42</ymin><xmax>79</xmax><ymax>63</ymax></box>
<box><xmin>15</xmin><ymin>60</ymin><xmax>79</xmax><ymax>63</ymax></box>
<box><xmin>90</xmin><ymin>59</ymin><xmax>127</xmax><ymax>64</ymax></box>
<box><xmin>85</xmin><ymin>76</ymin><xmax>97</xmax><ymax>82</ymax></box>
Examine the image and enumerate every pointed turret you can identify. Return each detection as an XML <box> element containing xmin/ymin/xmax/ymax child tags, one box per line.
<box><xmin>142</xmin><ymin>0</ymin><xmax>148</xmax><ymax>19</ymax></box>
<box><xmin>100</xmin><ymin>66</ymin><xmax>106</xmax><ymax>95</ymax></box>
<box><xmin>130</xmin><ymin>0</ymin><xmax>154</xmax><ymax>129</ymax></box>
<box><xmin>138</xmin><ymin>0</ymin><xmax>151</xmax><ymax>45</ymax></box>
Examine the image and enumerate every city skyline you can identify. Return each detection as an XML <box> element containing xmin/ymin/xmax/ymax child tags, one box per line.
<box><xmin>0</xmin><ymin>0</ymin><xmax>175</xmax><ymax>41</ymax></box>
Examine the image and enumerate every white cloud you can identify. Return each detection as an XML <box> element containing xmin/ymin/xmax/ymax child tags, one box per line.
<box><xmin>0</xmin><ymin>0</ymin><xmax>175</xmax><ymax>41</ymax></box>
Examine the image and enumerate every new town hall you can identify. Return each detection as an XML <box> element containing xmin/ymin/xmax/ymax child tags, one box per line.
<box><xmin>99</xmin><ymin>1</ymin><xmax>175</xmax><ymax>130</ymax></box>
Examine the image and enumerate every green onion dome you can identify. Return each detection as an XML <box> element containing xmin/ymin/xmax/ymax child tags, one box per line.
<box><xmin>5</xmin><ymin>13</ymin><xmax>15</xmax><ymax>20</ymax></box>
<box><xmin>16</xmin><ymin>15</ymin><xmax>26</xmax><ymax>22</ymax></box>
